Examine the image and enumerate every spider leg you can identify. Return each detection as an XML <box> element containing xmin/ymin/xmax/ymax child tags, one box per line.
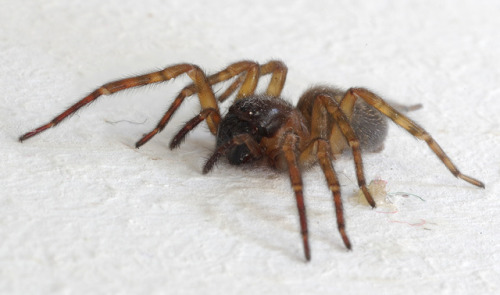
<box><xmin>135</xmin><ymin>62</ymin><xmax>256</xmax><ymax>148</ymax></box>
<box><xmin>134</xmin><ymin>63</ymin><xmax>256</xmax><ymax>148</ymax></box>
<box><xmin>321</xmin><ymin>91</ymin><xmax>422</xmax><ymax>155</ymax></box>
<box><xmin>19</xmin><ymin>64</ymin><xmax>219</xmax><ymax>142</ymax></box>
<box><xmin>135</xmin><ymin>84</ymin><xmax>198</xmax><ymax>147</ymax></box>
<box><xmin>298</xmin><ymin>93</ymin><xmax>370</xmax><ymax>249</ymax></box>
<box><xmin>136</xmin><ymin>60</ymin><xmax>288</xmax><ymax>148</ymax></box>
<box><xmin>301</xmin><ymin>137</ymin><xmax>352</xmax><ymax>249</ymax></box>
<box><xmin>169</xmin><ymin>108</ymin><xmax>221</xmax><ymax>149</ymax></box>
<box><xmin>260</xmin><ymin>60</ymin><xmax>288</xmax><ymax>97</ymax></box>
<box><xmin>281</xmin><ymin>132</ymin><xmax>311</xmax><ymax>261</ymax></box>
<box><xmin>218</xmin><ymin>74</ymin><xmax>246</xmax><ymax>102</ymax></box>
<box><xmin>345</xmin><ymin>88</ymin><xmax>485</xmax><ymax>188</ymax></box>
<box><xmin>218</xmin><ymin>60</ymin><xmax>288</xmax><ymax>102</ymax></box>
<box><xmin>304</xmin><ymin>94</ymin><xmax>377</xmax><ymax>207</ymax></box>
<box><xmin>234</xmin><ymin>62</ymin><xmax>260</xmax><ymax>99</ymax></box>
<box><xmin>215</xmin><ymin>60</ymin><xmax>287</xmax><ymax>99</ymax></box>
<box><xmin>316</xmin><ymin>139</ymin><xmax>351</xmax><ymax>249</ymax></box>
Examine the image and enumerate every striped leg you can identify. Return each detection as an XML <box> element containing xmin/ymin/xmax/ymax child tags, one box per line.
<box><xmin>20</xmin><ymin>64</ymin><xmax>219</xmax><ymax>142</ymax></box>
<box><xmin>135</xmin><ymin>60</ymin><xmax>288</xmax><ymax>147</ymax></box>
<box><xmin>343</xmin><ymin>88</ymin><xmax>484</xmax><ymax>188</ymax></box>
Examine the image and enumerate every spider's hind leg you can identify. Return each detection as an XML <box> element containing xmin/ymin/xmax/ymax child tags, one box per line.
<box><xmin>350</xmin><ymin>97</ymin><xmax>422</xmax><ymax>153</ymax></box>
<box><xmin>346</xmin><ymin>87</ymin><xmax>484</xmax><ymax>188</ymax></box>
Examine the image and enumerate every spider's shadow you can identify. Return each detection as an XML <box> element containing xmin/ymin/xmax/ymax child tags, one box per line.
<box><xmin>195</xmin><ymin>162</ymin><xmax>350</xmax><ymax>261</ymax></box>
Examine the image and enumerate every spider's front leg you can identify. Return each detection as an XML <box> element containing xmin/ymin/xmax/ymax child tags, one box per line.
<box><xmin>136</xmin><ymin>60</ymin><xmax>288</xmax><ymax>148</ymax></box>
<box><xmin>19</xmin><ymin>64</ymin><xmax>220</xmax><ymax>142</ymax></box>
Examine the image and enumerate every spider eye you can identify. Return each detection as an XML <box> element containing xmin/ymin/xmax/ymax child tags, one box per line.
<box><xmin>248</xmin><ymin>110</ymin><xmax>260</xmax><ymax>117</ymax></box>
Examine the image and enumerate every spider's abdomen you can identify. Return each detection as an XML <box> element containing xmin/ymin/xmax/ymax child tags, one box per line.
<box><xmin>297</xmin><ymin>86</ymin><xmax>388</xmax><ymax>153</ymax></box>
<box><xmin>350</xmin><ymin>99</ymin><xmax>388</xmax><ymax>152</ymax></box>
<box><xmin>216</xmin><ymin>95</ymin><xmax>299</xmax><ymax>165</ymax></box>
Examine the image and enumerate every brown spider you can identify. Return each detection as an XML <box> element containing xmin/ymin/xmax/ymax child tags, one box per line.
<box><xmin>19</xmin><ymin>60</ymin><xmax>484</xmax><ymax>261</ymax></box>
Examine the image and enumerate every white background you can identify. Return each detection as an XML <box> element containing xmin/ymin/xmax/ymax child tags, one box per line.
<box><xmin>2</xmin><ymin>0</ymin><xmax>499</xmax><ymax>294</ymax></box>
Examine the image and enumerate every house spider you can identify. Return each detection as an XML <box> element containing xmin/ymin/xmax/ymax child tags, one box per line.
<box><xmin>19</xmin><ymin>60</ymin><xmax>484</xmax><ymax>261</ymax></box>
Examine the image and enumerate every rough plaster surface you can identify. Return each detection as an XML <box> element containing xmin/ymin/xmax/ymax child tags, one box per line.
<box><xmin>1</xmin><ymin>0</ymin><xmax>499</xmax><ymax>294</ymax></box>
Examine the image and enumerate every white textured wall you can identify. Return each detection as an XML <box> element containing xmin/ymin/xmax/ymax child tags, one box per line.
<box><xmin>2</xmin><ymin>0</ymin><xmax>499</xmax><ymax>294</ymax></box>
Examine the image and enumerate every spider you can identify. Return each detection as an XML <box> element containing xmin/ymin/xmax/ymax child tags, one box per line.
<box><xmin>19</xmin><ymin>60</ymin><xmax>484</xmax><ymax>261</ymax></box>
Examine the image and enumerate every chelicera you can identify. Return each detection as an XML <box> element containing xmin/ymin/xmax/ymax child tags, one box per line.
<box><xmin>19</xmin><ymin>60</ymin><xmax>484</xmax><ymax>261</ymax></box>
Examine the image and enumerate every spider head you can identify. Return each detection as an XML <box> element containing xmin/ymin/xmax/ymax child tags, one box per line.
<box><xmin>216</xmin><ymin>95</ymin><xmax>292</xmax><ymax>165</ymax></box>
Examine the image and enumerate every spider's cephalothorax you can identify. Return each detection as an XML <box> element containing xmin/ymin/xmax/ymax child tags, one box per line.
<box><xmin>215</xmin><ymin>95</ymin><xmax>308</xmax><ymax>167</ymax></box>
<box><xmin>19</xmin><ymin>60</ymin><xmax>484</xmax><ymax>262</ymax></box>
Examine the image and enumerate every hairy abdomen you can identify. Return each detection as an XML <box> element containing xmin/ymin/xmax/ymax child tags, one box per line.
<box><xmin>297</xmin><ymin>85</ymin><xmax>388</xmax><ymax>153</ymax></box>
